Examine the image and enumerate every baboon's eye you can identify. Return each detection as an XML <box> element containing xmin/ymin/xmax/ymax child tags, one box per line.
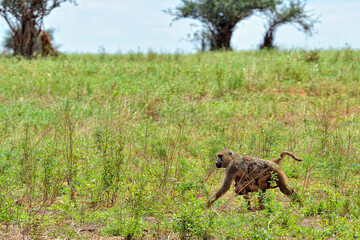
<box><xmin>229</xmin><ymin>152</ymin><xmax>232</xmax><ymax>156</ymax></box>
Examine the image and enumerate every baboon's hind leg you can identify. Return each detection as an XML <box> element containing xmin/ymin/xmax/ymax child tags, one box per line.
<box><xmin>274</xmin><ymin>168</ymin><xmax>303</xmax><ymax>203</ymax></box>
<box><xmin>274</xmin><ymin>168</ymin><xmax>295</xmax><ymax>196</ymax></box>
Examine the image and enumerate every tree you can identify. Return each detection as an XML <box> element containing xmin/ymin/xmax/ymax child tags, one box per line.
<box><xmin>167</xmin><ymin>0</ymin><xmax>278</xmax><ymax>51</ymax></box>
<box><xmin>0</xmin><ymin>0</ymin><xmax>75</xmax><ymax>58</ymax></box>
<box><xmin>260</xmin><ymin>0</ymin><xmax>318</xmax><ymax>49</ymax></box>
<box><xmin>3</xmin><ymin>28</ymin><xmax>57</xmax><ymax>55</ymax></box>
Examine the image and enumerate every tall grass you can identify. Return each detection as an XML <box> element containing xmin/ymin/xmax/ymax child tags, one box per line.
<box><xmin>0</xmin><ymin>50</ymin><xmax>360</xmax><ymax>239</ymax></box>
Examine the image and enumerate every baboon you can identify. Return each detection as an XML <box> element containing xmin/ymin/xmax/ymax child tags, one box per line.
<box><xmin>40</xmin><ymin>30</ymin><xmax>57</xmax><ymax>57</ymax></box>
<box><xmin>207</xmin><ymin>149</ymin><xmax>302</xmax><ymax>210</ymax></box>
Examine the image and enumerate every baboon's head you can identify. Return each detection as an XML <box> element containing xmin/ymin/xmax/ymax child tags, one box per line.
<box><xmin>216</xmin><ymin>149</ymin><xmax>233</xmax><ymax>168</ymax></box>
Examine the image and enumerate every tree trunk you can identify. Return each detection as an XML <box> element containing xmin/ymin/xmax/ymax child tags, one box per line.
<box><xmin>210</xmin><ymin>26</ymin><xmax>233</xmax><ymax>51</ymax></box>
<box><xmin>260</xmin><ymin>26</ymin><xmax>275</xmax><ymax>49</ymax></box>
<box><xmin>12</xmin><ymin>16</ymin><xmax>39</xmax><ymax>58</ymax></box>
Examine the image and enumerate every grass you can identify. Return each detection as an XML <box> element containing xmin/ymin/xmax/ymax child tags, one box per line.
<box><xmin>0</xmin><ymin>49</ymin><xmax>360</xmax><ymax>239</ymax></box>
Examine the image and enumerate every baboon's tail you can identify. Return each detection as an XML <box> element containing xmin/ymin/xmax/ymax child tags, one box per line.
<box><xmin>273</xmin><ymin>151</ymin><xmax>302</xmax><ymax>164</ymax></box>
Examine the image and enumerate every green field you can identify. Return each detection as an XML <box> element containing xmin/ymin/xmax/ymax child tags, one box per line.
<box><xmin>1</xmin><ymin>50</ymin><xmax>360</xmax><ymax>239</ymax></box>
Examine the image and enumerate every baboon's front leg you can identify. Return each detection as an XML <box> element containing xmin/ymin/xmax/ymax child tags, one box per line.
<box><xmin>207</xmin><ymin>173</ymin><xmax>233</xmax><ymax>207</ymax></box>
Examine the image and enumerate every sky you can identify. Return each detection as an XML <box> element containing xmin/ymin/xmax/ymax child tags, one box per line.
<box><xmin>0</xmin><ymin>0</ymin><xmax>359</xmax><ymax>53</ymax></box>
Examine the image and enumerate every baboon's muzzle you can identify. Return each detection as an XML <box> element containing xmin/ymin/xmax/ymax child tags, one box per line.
<box><xmin>216</xmin><ymin>159</ymin><xmax>222</xmax><ymax>168</ymax></box>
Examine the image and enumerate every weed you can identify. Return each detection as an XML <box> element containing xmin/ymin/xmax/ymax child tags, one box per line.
<box><xmin>303</xmin><ymin>49</ymin><xmax>320</xmax><ymax>62</ymax></box>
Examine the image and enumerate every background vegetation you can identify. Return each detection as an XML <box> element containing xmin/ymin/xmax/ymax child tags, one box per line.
<box><xmin>168</xmin><ymin>0</ymin><xmax>317</xmax><ymax>51</ymax></box>
<box><xmin>0</xmin><ymin>49</ymin><xmax>360</xmax><ymax>239</ymax></box>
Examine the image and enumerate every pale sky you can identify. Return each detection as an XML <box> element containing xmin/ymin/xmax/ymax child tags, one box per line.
<box><xmin>0</xmin><ymin>0</ymin><xmax>359</xmax><ymax>53</ymax></box>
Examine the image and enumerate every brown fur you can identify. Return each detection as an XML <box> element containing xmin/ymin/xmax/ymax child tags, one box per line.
<box><xmin>234</xmin><ymin>167</ymin><xmax>271</xmax><ymax>195</ymax></box>
<box><xmin>41</xmin><ymin>30</ymin><xmax>57</xmax><ymax>57</ymax></box>
<box><xmin>207</xmin><ymin>149</ymin><xmax>302</xmax><ymax>210</ymax></box>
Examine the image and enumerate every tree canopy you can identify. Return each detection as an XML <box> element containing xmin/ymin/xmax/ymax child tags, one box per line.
<box><xmin>260</xmin><ymin>0</ymin><xmax>318</xmax><ymax>49</ymax></box>
<box><xmin>168</xmin><ymin>0</ymin><xmax>278</xmax><ymax>50</ymax></box>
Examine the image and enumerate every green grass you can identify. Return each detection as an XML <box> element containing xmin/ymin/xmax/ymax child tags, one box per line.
<box><xmin>0</xmin><ymin>49</ymin><xmax>360</xmax><ymax>239</ymax></box>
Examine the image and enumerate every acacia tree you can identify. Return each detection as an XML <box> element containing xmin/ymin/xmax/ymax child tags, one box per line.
<box><xmin>167</xmin><ymin>0</ymin><xmax>278</xmax><ymax>50</ymax></box>
<box><xmin>260</xmin><ymin>0</ymin><xmax>318</xmax><ymax>49</ymax></box>
<box><xmin>3</xmin><ymin>28</ymin><xmax>57</xmax><ymax>54</ymax></box>
<box><xmin>0</xmin><ymin>0</ymin><xmax>75</xmax><ymax>58</ymax></box>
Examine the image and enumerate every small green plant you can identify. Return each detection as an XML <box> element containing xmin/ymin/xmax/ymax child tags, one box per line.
<box><xmin>94</xmin><ymin>123</ymin><xmax>126</xmax><ymax>206</ymax></box>
<box><xmin>303</xmin><ymin>49</ymin><xmax>320</xmax><ymax>62</ymax></box>
<box><xmin>104</xmin><ymin>187</ymin><xmax>151</xmax><ymax>239</ymax></box>
<box><xmin>173</xmin><ymin>198</ymin><xmax>213</xmax><ymax>239</ymax></box>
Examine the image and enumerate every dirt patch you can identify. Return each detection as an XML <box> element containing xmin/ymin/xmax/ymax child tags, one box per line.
<box><xmin>297</xmin><ymin>215</ymin><xmax>323</xmax><ymax>229</ymax></box>
<box><xmin>268</xmin><ymin>88</ymin><xmax>307</xmax><ymax>97</ymax></box>
<box><xmin>0</xmin><ymin>223</ymin><xmax>122</xmax><ymax>240</ymax></box>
